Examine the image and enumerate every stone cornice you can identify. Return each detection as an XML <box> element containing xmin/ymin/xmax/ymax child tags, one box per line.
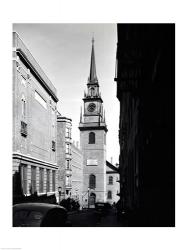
<box><xmin>82</xmin><ymin>97</ymin><xmax>103</xmax><ymax>103</ymax></box>
<box><xmin>79</xmin><ymin>124</ymin><xmax>108</xmax><ymax>132</ymax></box>
<box><xmin>13</xmin><ymin>152</ymin><xmax>58</xmax><ymax>169</ymax></box>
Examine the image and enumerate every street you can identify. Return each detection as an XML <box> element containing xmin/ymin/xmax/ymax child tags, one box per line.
<box><xmin>67</xmin><ymin>208</ymin><xmax>125</xmax><ymax>227</ymax></box>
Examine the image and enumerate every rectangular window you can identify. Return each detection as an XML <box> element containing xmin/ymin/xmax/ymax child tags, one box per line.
<box><xmin>31</xmin><ymin>166</ymin><xmax>36</xmax><ymax>194</ymax></box>
<box><xmin>108</xmin><ymin>176</ymin><xmax>113</xmax><ymax>185</ymax></box>
<box><xmin>21</xmin><ymin>164</ymin><xmax>27</xmax><ymax>195</ymax></box>
<box><xmin>52</xmin><ymin>141</ymin><xmax>56</xmax><ymax>151</ymax></box>
<box><xmin>52</xmin><ymin>170</ymin><xmax>56</xmax><ymax>192</ymax></box>
<box><xmin>66</xmin><ymin>176</ymin><xmax>71</xmax><ymax>187</ymax></box>
<box><xmin>21</xmin><ymin>121</ymin><xmax>27</xmax><ymax>137</ymax></box>
<box><xmin>66</xmin><ymin>127</ymin><xmax>71</xmax><ymax>138</ymax></box>
<box><xmin>46</xmin><ymin>169</ymin><xmax>50</xmax><ymax>192</ymax></box>
<box><xmin>66</xmin><ymin>144</ymin><xmax>71</xmax><ymax>154</ymax></box>
<box><xmin>34</xmin><ymin>91</ymin><xmax>47</xmax><ymax>109</ymax></box>
<box><xmin>66</xmin><ymin>160</ymin><xmax>70</xmax><ymax>169</ymax></box>
<box><xmin>39</xmin><ymin>168</ymin><xmax>44</xmax><ymax>193</ymax></box>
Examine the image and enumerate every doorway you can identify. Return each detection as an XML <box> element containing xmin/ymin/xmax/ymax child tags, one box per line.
<box><xmin>89</xmin><ymin>192</ymin><xmax>96</xmax><ymax>207</ymax></box>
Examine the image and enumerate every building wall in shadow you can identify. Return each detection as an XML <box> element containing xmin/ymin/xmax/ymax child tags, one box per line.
<box><xmin>115</xmin><ymin>24</ymin><xmax>175</xmax><ymax>226</ymax></box>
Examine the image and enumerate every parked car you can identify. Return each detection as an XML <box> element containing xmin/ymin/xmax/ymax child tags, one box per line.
<box><xmin>60</xmin><ymin>198</ymin><xmax>80</xmax><ymax>211</ymax></box>
<box><xmin>95</xmin><ymin>202</ymin><xmax>112</xmax><ymax>215</ymax></box>
<box><xmin>13</xmin><ymin>203</ymin><xmax>69</xmax><ymax>227</ymax></box>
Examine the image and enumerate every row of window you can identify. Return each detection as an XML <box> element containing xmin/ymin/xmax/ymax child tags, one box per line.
<box><xmin>88</xmin><ymin>175</ymin><xmax>116</xmax><ymax>189</ymax></box>
<box><xmin>21</xmin><ymin>165</ymin><xmax>56</xmax><ymax>195</ymax></box>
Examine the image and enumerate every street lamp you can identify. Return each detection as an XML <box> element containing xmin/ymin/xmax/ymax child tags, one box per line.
<box><xmin>58</xmin><ymin>186</ymin><xmax>62</xmax><ymax>205</ymax></box>
<box><xmin>87</xmin><ymin>187</ymin><xmax>90</xmax><ymax>209</ymax></box>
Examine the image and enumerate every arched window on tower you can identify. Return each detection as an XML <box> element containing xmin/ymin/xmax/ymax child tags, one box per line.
<box><xmin>89</xmin><ymin>132</ymin><xmax>95</xmax><ymax>144</ymax></box>
<box><xmin>90</xmin><ymin>87</ymin><xmax>95</xmax><ymax>96</ymax></box>
<box><xmin>89</xmin><ymin>174</ymin><xmax>96</xmax><ymax>189</ymax></box>
<box><xmin>107</xmin><ymin>191</ymin><xmax>112</xmax><ymax>199</ymax></box>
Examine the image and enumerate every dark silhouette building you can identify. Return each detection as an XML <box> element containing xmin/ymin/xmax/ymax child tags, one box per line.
<box><xmin>115</xmin><ymin>24</ymin><xmax>175</xmax><ymax>226</ymax></box>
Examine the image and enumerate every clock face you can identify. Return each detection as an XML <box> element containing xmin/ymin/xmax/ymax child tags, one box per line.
<box><xmin>87</xmin><ymin>103</ymin><xmax>96</xmax><ymax>112</ymax></box>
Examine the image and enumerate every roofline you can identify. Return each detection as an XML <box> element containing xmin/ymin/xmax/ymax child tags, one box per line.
<box><xmin>106</xmin><ymin>160</ymin><xmax>119</xmax><ymax>172</ymax></box>
<box><xmin>13</xmin><ymin>32</ymin><xmax>58</xmax><ymax>102</ymax></box>
<box><xmin>106</xmin><ymin>171</ymin><xmax>118</xmax><ymax>174</ymax></box>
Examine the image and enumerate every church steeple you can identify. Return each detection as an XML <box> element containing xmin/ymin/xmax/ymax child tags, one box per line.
<box><xmin>88</xmin><ymin>37</ymin><xmax>98</xmax><ymax>84</ymax></box>
<box><xmin>79</xmin><ymin>37</ymin><xmax>107</xmax><ymax>132</ymax></box>
<box><xmin>79</xmin><ymin>37</ymin><xmax>107</xmax><ymax>207</ymax></box>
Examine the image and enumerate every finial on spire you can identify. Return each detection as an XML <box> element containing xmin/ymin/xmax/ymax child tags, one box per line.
<box><xmin>92</xmin><ymin>35</ymin><xmax>94</xmax><ymax>44</ymax></box>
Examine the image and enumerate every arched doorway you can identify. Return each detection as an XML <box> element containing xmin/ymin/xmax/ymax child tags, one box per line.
<box><xmin>89</xmin><ymin>192</ymin><xmax>96</xmax><ymax>208</ymax></box>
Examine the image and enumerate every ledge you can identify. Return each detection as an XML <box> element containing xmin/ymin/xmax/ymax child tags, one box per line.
<box><xmin>12</xmin><ymin>152</ymin><xmax>58</xmax><ymax>169</ymax></box>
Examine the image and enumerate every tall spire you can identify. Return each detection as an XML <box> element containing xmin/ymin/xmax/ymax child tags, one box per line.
<box><xmin>88</xmin><ymin>37</ymin><xmax>98</xmax><ymax>84</ymax></box>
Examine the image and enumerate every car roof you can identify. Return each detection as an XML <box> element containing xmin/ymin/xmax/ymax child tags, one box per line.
<box><xmin>13</xmin><ymin>203</ymin><xmax>66</xmax><ymax>214</ymax></box>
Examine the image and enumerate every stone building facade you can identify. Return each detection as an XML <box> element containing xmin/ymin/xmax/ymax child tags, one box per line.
<box><xmin>115</xmin><ymin>24</ymin><xmax>175</xmax><ymax>226</ymax></box>
<box><xmin>79</xmin><ymin>38</ymin><xmax>107</xmax><ymax>207</ymax></box>
<box><xmin>106</xmin><ymin>161</ymin><xmax>120</xmax><ymax>205</ymax></box>
<box><xmin>71</xmin><ymin>142</ymin><xmax>83</xmax><ymax>207</ymax></box>
<box><xmin>12</xmin><ymin>32</ymin><xmax>58</xmax><ymax>199</ymax></box>
<box><xmin>57</xmin><ymin>115</ymin><xmax>72</xmax><ymax>202</ymax></box>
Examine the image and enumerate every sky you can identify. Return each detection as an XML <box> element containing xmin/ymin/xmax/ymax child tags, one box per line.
<box><xmin>13</xmin><ymin>23</ymin><xmax>120</xmax><ymax>164</ymax></box>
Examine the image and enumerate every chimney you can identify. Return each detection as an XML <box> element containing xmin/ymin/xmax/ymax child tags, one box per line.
<box><xmin>111</xmin><ymin>157</ymin><xmax>113</xmax><ymax>164</ymax></box>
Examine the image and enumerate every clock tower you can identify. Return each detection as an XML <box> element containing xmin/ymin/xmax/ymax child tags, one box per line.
<box><xmin>79</xmin><ymin>38</ymin><xmax>108</xmax><ymax>207</ymax></box>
